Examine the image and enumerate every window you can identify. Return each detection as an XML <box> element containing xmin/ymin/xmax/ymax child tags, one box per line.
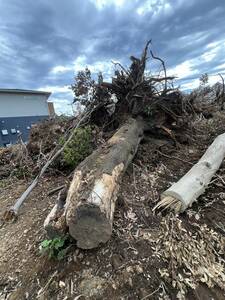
<box><xmin>4</xmin><ymin>143</ymin><xmax>11</xmax><ymax>147</ymax></box>
<box><xmin>1</xmin><ymin>129</ymin><xmax>8</xmax><ymax>136</ymax></box>
<box><xmin>11</xmin><ymin>128</ymin><xmax>17</xmax><ymax>134</ymax></box>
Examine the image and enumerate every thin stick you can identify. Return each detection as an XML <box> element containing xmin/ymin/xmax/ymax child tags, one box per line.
<box><xmin>37</xmin><ymin>270</ymin><xmax>58</xmax><ymax>298</ymax></box>
<box><xmin>111</xmin><ymin>60</ymin><xmax>130</xmax><ymax>76</ymax></box>
<box><xmin>141</xmin><ymin>284</ymin><xmax>162</xmax><ymax>300</ymax></box>
<box><xmin>47</xmin><ymin>185</ymin><xmax>65</xmax><ymax>196</ymax></box>
<box><xmin>150</xmin><ymin>50</ymin><xmax>168</xmax><ymax>92</ymax></box>
<box><xmin>156</xmin><ymin>150</ymin><xmax>194</xmax><ymax>166</ymax></box>
<box><xmin>218</xmin><ymin>73</ymin><xmax>225</xmax><ymax>110</ymax></box>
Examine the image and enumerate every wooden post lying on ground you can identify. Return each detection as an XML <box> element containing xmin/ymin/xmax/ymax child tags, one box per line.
<box><xmin>44</xmin><ymin>117</ymin><xmax>144</xmax><ymax>249</ymax></box>
<box><xmin>153</xmin><ymin>133</ymin><xmax>225</xmax><ymax>213</ymax></box>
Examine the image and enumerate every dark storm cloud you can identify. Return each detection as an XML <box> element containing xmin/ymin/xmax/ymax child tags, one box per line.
<box><xmin>0</xmin><ymin>0</ymin><xmax>225</xmax><ymax>112</ymax></box>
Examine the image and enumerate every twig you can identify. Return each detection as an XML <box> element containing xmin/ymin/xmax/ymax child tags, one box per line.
<box><xmin>156</xmin><ymin>150</ymin><xmax>194</xmax><ymax>166</ymax></box>
<box><xmin>150</xmin><ymin>50</ymin><xmax>168</xmax><ymax>92</ymax></box>
<box><xmin>218</xmin><ymin>73</ymin><xmax>225</xmax><ymax>110</ymax></box>
<box><xmin>111</xmin><ymin>60</ymin><xmax>130</xmax><ymax>76</ymax></box>
<box><xmin>216</xmin><ymin>174</ymin><xmax>225</xmax><ymax>185</ymax></box>
<box><xmin>141</xmin><ymin>283</ymin><xmax>162</xmax><ymax>300</ymax></box>
<box><xmin>47</xmin><ymin>185</ymin><xmax>66</xmax><ymax>196</ymax></box>
<box><xmin>37</xmin><ymin>270</ymin><xmax>58</xmax><ymax>298</ymax></box>
<box><xmin>210</xmin><ymin>174</ymin><xmax>225</xmax><ymax>185</ymax></box>
<box><xmin>149</xmin><ymin>76</ymin><xmax>176</xmax><ymax>82</ymax></box>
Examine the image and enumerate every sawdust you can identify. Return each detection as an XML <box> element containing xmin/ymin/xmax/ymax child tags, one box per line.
<box><xmin>154</xmin><ymin>215</ymin><xmax>225</xmax><ymax>299</ymax></box>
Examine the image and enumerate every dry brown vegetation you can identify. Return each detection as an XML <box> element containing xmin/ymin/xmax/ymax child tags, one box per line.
<box><xmin>0</xmin><ymin>43</ymin><xmax>225</xmax><ymax>299</ymax></box>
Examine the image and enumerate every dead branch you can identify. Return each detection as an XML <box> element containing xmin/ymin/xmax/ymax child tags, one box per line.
<box><xmin>149</xmin><ymin>76</ymin><xmax>176</xmax><ymax>83</ymax></box>
<box><xmin>111</xmin><ymin>60</ymin><xmax>130</xmax><ymax>76</ymax></box>
<box><xmin>3</xmin><ymin>107</ymin><xmax>95</xmax><ymax>221</ymax></box>
<box><xmin>47</xmin><ymin>185</ymin><xmax>66</xmax><ymax>196</ymax></box>
<box><xmin>150</xmin><ymin>50</ymin><xmax>168</xmax><ymax>92</ymax></box>
<box><xmin>218</xmin><ymin>73</ymin><xmax>225</xmax><ymax>110</ymax></box>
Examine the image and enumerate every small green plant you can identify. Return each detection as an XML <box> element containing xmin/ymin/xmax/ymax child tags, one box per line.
<box><xmin>39</xmin><ymin>236</ymin><xmax>68</xmax><ymax>260</ymax></box>
<box><xmin>62</xmin><ymin>126</ymin><xmax>92</xmax><ymax>168</ymax></box>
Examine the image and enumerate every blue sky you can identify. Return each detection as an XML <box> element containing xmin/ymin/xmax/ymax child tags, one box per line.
<box><xmin>0</xmin><ymin>0</ymin><xmax>225</xmax><ymax>114</ymax></box>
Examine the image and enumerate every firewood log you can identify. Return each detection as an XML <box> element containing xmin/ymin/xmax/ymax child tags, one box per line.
<box><xmin>154</xmin><ymin>133</ymin><xmax>225</xmax><ymax>213</ymax></box>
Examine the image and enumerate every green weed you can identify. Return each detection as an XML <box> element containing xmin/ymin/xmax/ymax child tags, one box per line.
<box><xmin>39</xmin><ymin>236</ymin><xmax>68</xmax><ymax>260</ymax></box>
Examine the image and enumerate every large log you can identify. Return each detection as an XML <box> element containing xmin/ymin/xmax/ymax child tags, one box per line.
<box><xmin>153</xmin><ymin>133</ymin><xmax>225</xmax><ymax>213</ymax></box>
<box><xmin>62</xmin><ymin>117</ymin><xmax>144</xmax><ymax>249</ymax></box>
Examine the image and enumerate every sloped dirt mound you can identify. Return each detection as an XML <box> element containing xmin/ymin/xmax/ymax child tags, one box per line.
<box><xmin>1</xmin><ymin>111</ymin><xmax>225</xmax><ymax>300</ymax></box>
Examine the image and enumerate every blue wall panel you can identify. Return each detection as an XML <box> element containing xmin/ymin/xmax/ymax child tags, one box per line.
<box><xmin>0</xmin><ymin>115</ymin><xmax>48</xmax><ymax>146</ymax></box>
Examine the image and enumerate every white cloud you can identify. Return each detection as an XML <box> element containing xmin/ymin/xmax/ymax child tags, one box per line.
<box><xmin>51</xmin><ymin>65</ymin><xmax>72</xmax><ymax>74</ymax></box>
<box><xmin>206</xmin><ymin>41</ymin><xmax>222</xmax><ymax>49</ymax></box>
<box><xmin>168</xmin><ymin>38</ymin><xmax>225</xmax><ymax>83</ymax></box>
<box><xmin>136</xmin><ymin>0</ymin><xmax>172</xmax><ymax>17</ymax></box>
<box><xmin>0</xmin><ymin>36</ymin><xmax>14</xmax><ymax>56</ymax></box>
<box><xmin>208</xmin><ymin>74</ymin><xmax>223</xmax><ymax>85</ymax></box>
<box><xmin>47</xmin><ymin>55</ymin><xmax>116</xmax><ymax>115</ymax></box>
<box><xmin>37</xmin><ymin>85</ymin><xmax>74</xmax><ymax>115</ymax></box>
<box><xmin>90</xmin><ymin>0</ymin><xmax>125</xmax><ymax>9</ymax></box>
<box><xmin>201</xmin><ymin>40</ymin><xmax>225</xmax><ymax>63</ymax></box>
<box><xmin>73</xmin><ymin>55</ymin><xmax>113</xmax><ymax>78</ymax></box>
<box><xmin>50</xmin><ymin>55</ymin><xmax>114</xmax><ymax>81</ymax></box>
<box><xmin>215</xmin><ymin>62</ymin><xmax>225</xmax><ymax>71</ymax></box>
<box><xmin>52</xmin><ymin>100</ymin><xmax>74</xmax><ymax>115</ymax></box>
<box><xmin>180</xmin><ymin>78</ymin><xmax>199</xmax><ymax>91</ymax></box>
<box><xmin>201</xmin><ymin>51</ymin><xmax>217</xmax><ymax>63</ymax></box>
<box><xmin>38</xmin><ymin>85</ymin><xmax>71</xmax><ymax>94</ymax></box>
<box><xmin>168</xmin><ymin>61</ymin><xmax>198</xmax><ymax>79</ymax></box>
<box><xmin>181</xmin><ymin>73</ymin><xmax>224</xmax><ymax>91</ymax></box>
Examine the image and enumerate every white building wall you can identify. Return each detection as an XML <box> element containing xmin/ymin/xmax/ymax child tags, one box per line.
<box><xmin>0</xmin><ymin>92</ymin><xmax>49</xmax><ymax>117</ymax></box>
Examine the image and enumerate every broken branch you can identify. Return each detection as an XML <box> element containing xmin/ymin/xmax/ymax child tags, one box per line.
<box><xmin>3</xmin><ymin>107</ymin><xmax>94</xmax><ymax>220</ymax></box>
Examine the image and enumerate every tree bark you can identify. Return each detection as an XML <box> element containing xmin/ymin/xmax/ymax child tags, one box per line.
<box><xmin>154</xmin><ymin>133</ymin><xmax>225</xmax><ymax>213</ymax></box>
<box><xmin>47</xmin><ymin>117</ymin><xmax>144</xmax><ymax>249</ymax></box>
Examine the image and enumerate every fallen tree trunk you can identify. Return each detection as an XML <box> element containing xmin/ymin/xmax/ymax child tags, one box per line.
<box><xmin>153</xmin><ymin>133</ymin><xmax>225</xmax><ymax>213</ymax></box>
<box><xmin>45</xmin><ymin>117</ymin><xmax>144</xmax><ymax>248</ymax></box>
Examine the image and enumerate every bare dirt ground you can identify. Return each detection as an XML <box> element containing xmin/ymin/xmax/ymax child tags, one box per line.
<box><xmin>1</xmin><ymin>112</ymin><xmax>225</xmax><ymax>300</ymax></box>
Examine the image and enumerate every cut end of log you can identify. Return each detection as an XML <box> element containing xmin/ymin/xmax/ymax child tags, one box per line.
<box><xmin>67</xmin><ymin>204</ymin><xmax>112</xmax><ymax>249</ymax></box>
<box><xmin>153</xmin><ymin>196</ymin><xmax>182</xmax><ymax>214</ymax></box>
